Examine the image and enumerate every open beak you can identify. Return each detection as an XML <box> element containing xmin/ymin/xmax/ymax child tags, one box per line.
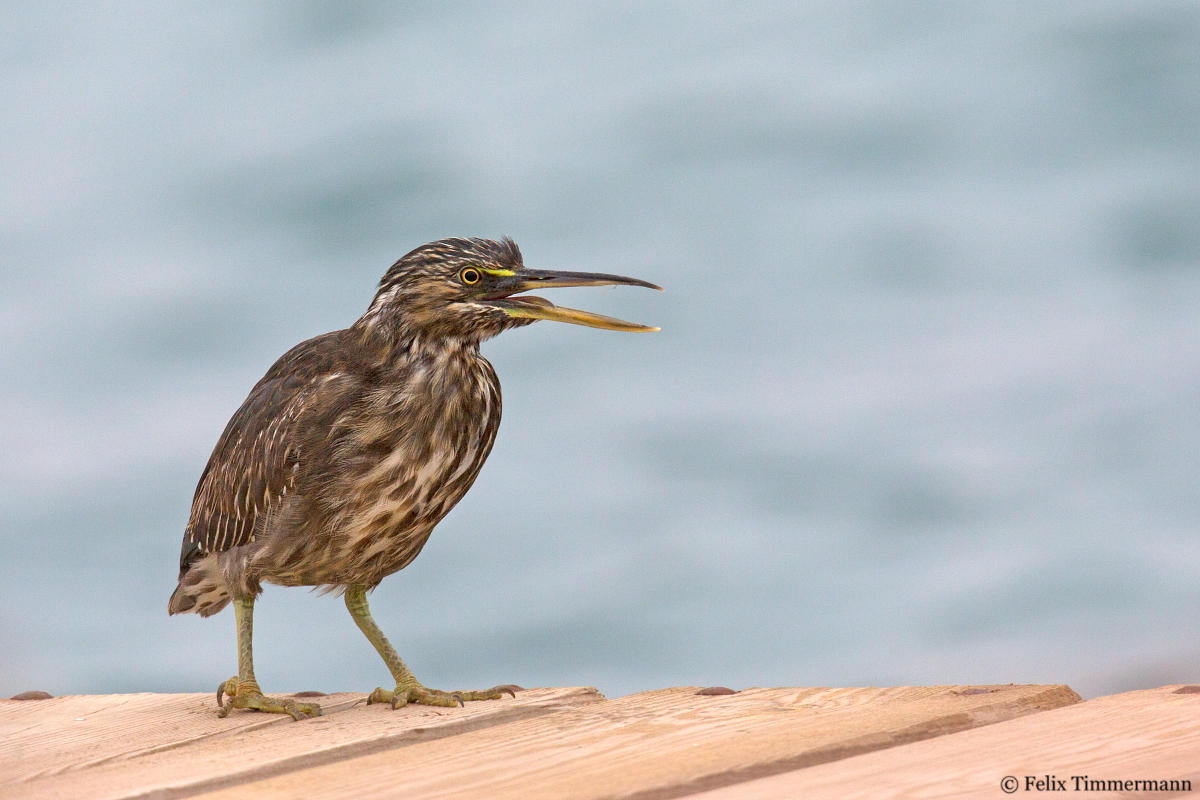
<box><xmin>482</xmin><ymin>269</ymin><xmax>663</xmax><ymax>332</ymax></box>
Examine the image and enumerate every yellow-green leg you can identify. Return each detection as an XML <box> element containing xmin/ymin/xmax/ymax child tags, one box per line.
<box><xmin>216</xmin><ymin>596</ymin><xmax>321</xmax><ymax>721</ymax></box>
<box><xmin>344</xmin><ymin>586</ymin><xmax>520</xmax><ymax>709</ymax></box>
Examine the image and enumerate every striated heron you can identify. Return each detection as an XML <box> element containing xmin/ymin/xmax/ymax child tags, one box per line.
<box><xmin>168</xmin><ymin>237</ymin><xmax>660</xmax><ymax>719</ymax></box>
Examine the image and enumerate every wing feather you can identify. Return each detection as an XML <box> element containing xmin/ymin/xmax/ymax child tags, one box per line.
<box><xmin>176</xmin><ymin>331</ymin><xmax>348</xmax><ymax>576</ymax></box>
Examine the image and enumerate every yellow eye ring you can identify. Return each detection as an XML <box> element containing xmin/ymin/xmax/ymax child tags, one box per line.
<box><xmin>459</xmin><ymin>268</ymin><xmax>481</xmax><ymax>285</ymax></box>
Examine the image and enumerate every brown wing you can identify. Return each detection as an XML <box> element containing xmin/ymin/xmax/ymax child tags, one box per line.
<box><xmin>176</xmin><ymin>331</ymin><xmax>347</xmax><ymax>578</ymax></box>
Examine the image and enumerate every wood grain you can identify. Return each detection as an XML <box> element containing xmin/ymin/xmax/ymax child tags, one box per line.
<box><xmin>687</xmin><ymin>685</ymin><xmax>1200</xmax><ymax>799</ymax></box>
<box><xmin>0</xmin><ymin>687</ymin><xmax>601</xmax><ymax>800</ymax></box>
<box><xmin>180</xmin><ymin>684</ymin><xmax>1080</xmax><ymax>800</ymax></box>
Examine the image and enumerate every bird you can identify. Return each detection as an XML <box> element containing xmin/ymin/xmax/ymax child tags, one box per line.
<box><xmin>168</xmin><ymin>237</ymin><xmax>660</xmax><ymax>720</ymax></box>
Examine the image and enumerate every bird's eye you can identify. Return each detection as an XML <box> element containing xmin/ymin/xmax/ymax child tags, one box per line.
<box><xmin>459</xmin><ymin>268</ymin><xmax>481</xmax><ymax>285</ymax></box>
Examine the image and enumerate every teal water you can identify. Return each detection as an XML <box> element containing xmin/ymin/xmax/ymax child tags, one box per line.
<box><xmin>2</xmin><ymin>2</ymin><xmax>1200</xmax><ymax>699</ymax></box>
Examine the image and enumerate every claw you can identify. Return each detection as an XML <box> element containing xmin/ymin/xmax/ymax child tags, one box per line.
<box><xmin>489</xmin><ymin>684</ymin><xmax>523</xmax><ymax>698</ymax></box>
<box><xmin>217</xmin><ymin>676</ymin><xmax>235</xmax><ymax>707</ymax></box>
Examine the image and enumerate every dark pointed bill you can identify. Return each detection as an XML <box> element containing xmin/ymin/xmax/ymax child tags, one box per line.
<box><xmin>482</xmin><ymin>269</ymin><xmax>662</xmax><ymax>332</ymax></box>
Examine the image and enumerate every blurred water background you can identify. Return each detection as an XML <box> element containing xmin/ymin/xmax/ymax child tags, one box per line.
<box><xmin>3</xmin><ymin>2</ymin><xmax>1200</xmax><ymax>700</ymax></box>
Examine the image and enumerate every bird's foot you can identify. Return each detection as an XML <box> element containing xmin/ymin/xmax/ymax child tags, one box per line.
<box><xmin>367</xmin><ymin>682</ymin><xmax>522</xmax><ymax>709</ymax></box>
<box><xmin>216</xmin><ymin>676</ymin><xmax>322</xmax><ymax>721</ymax></box>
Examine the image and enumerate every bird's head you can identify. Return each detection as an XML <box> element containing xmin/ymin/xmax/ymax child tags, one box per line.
<box><xmin>361</xmin><ymin>237</ymin><xmax>661</xmax><ymax>342</ymax></box>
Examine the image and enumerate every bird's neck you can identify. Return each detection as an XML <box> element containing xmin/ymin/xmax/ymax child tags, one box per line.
<box><xmin>349</xmin><ymin>316</ymin><xmax>483</xmax><ymax>367</ymax></box>
<box><xmin>346</xmin><ymin>316</ymin><xmax>500</xmax><ymax>449</ymax></box>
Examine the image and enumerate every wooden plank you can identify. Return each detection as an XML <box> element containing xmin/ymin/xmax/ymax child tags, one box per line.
<box><xmin>0</xmin><ymin>691</ymin><xmax>361</xmax><ymax>783</ymax></box>
<box><xmin>180</xmin><ymin>684</ymin><xmax>1080</xmax><ymax>800</ymax></box>
<box><xmin>687</xmin><ymin>685</ymin><xmax>1200</xmax><ymax>799</ymax></box>
<box><xmin>0</xmin><ymin>687</ymin><xmax>602</xmax><ymax>800</ymax></box>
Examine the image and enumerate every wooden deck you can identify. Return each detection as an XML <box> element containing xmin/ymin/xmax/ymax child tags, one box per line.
<box><xmin>1</xmin><ymin>683</ymin><xmax>1195</xmax><ymax>799</ymax></box>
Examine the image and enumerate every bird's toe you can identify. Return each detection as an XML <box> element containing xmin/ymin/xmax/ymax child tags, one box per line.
<box><xmin>452</xmin><ymin>685</ymin><xmax>523</xmax><ymax>701</ymax></box>
<box><xmin>367</xmin><ymin>686</ymin><xmax>399</xmax><ymax>707</ymax></box>
<box><xmin>216</xmin><ymin>677</ymin><xmax>321</xmax><ymax>720</ymax></box>
<box><xmin>410</xmin><ymin>687</ymin><xmax>463</xmax><ymax>708</ymax></box>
